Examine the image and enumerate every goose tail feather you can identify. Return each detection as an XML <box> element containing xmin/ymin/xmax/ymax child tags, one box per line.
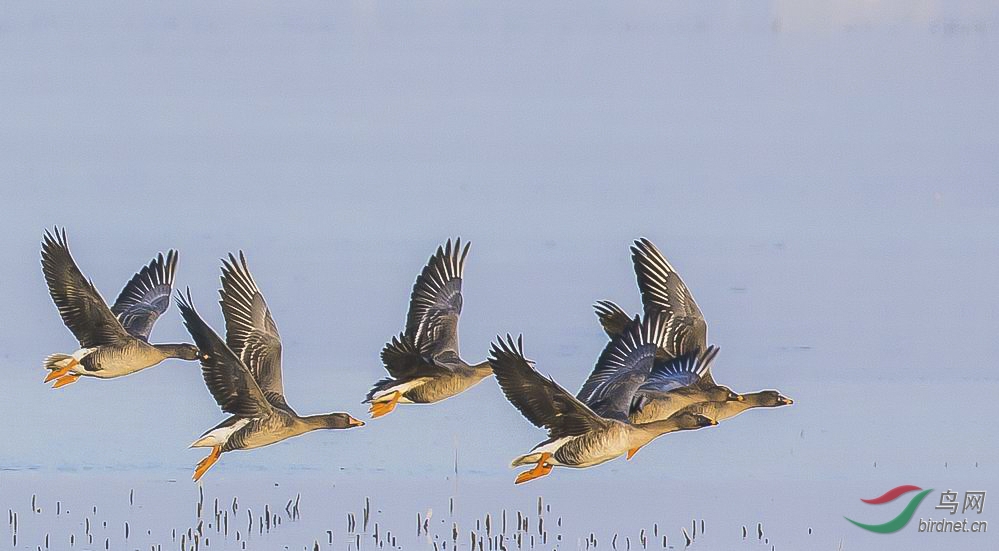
<box><xmin>511</xmin><ymin>453</ymin><xmax>543</xmax><ymax>468</ymax></box>
<box><xmin>43</xmin><ymin>354</ymin><xmax>74</xmax><ymax>371</ymax></box>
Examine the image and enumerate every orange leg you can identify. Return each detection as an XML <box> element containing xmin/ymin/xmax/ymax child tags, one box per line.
<box><xmin>193</xmin><ymin>446</ymin><xmax>222</xmax><ymax>482</ymax></box>
<box><xmin>52</xmin><ymin>373</ymin><xmax>81</xmax><ymax>388</ymax></box>
<box><xmin>44</xmin><ymin>366</ymin><xmax>71</xmax><ymax>383</ymax></box>
<box><xmin>515</xmin><ymin>453</ymin><xmax>553</xmax><ymax>485</ymax></box>
<box><xmin>44</xmin><ymin>359</ymin><xmax>78</xmax><ymax>383</ymax></box>
<box><xmin>369</xmin><ymin>391</ymin><xmax>401</xmax><ymax>419</ymax></box>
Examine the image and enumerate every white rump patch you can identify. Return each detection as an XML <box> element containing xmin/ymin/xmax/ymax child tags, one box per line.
<box><xmin>370</xmin><ymin>377</ymin><xmax>431</xmax><ymax>402</ymax></box>
<box><xmin>190</xmin><ymin>419</ymin><xmax>251</xmax><ymax>448</ymax></box>
<box><xmin>511</xmin><ymin>437</ymin><xmax>575</xmax><ymax>467</ymax></box>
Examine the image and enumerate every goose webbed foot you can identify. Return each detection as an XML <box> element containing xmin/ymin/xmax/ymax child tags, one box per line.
<box><xmin>369</xmin><ymin>391</ymin><xmax>401</xmax><ymax>419</ymax></box>
<box><xmin>44</xmin><ymin>360</ymin><xmax>78</xmax><ymax>383</ymax></box>
<box><xmin>193</xmin><ymin>446</ymin><xmax>222</xmax><ymax>482</ymax></box>
<box><xmin>51</xmin><ymin>373</ymin><xmax>81</xmax><ymax>388</ymax></box>
<box><xmin>515</xmin><ymin>453</ymin><xmax>553</xmax><ymax>485</ymax></box>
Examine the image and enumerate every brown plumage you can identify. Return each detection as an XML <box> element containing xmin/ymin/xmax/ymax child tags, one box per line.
<box><xmin>490</xmin><ymin>316</ymin><xmax>715</xmax><ymax>484</ymax></box>
<box><xmin>40</xmin><ymin>227</ymin><xmax>198</xmax><ymax>388</ymax></box>
<box><xmin>365</xmin><ymin>238</ymin><xmax>491</xmax><ymax>418</ymax></box>
<box><xmin>594</xmin><ymin>237</ymin><xmax>792</xmax><ymax>423</ymax></box>
<box><xmin>179</xmin><ymin>253</ymin><xmax>363</xmax><ymax>482</ymax></box>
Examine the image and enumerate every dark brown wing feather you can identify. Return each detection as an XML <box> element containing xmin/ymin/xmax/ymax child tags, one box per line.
<box><xmin>219</xmin><ymin>252</ymin><xmax>288</xmax><ymax>410</ymax></box>
<box><xmin>111</xmin><ymin>250</ymin><xmax>177</xmax><ymax>340</ymax></box>
<box><xmin>632</xmin><ymin>238</ymin><xmax>708</xmax><ymax>357</ymax></box>
<box><xmin>40</xmin><ymin>228</ymin><xmax>129</xmax><ymax>348</ymax></box>
<box><xmin>404</xmin><ymin>238</ymin><xmax>469</xmax><ymax>360</ymax></box>
<box><xmin>593</xmin><ymin>300</ymin><xmax>633</xmax><ymax>339</ymax></box>
<box><xmin>380</xmin><ymin>330</ymin><xmax>450</xmax><ymax>380</ymax></box>
<box><xmin>489</xmin><ymin>335</ymin><xmax>609</xmax><ymax>439</ymax></box>
<box><xmin>577</xmin><ymin>314</ymin><xmax>662</xmax><ymax>420</ymax></box>
<box><xmin>177</xmin><ymin>290</ymin><xmax>273</xmax><ymax>418</ymax></box>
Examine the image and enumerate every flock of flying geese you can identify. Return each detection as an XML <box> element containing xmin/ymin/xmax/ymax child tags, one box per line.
<box><xmin>40</xmin><ymin>229</ymin><xmax>792</xmax><ymax>485</ymax></box>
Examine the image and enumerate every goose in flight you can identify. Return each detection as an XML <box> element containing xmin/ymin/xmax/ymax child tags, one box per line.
<box><xmin>365</xmin><ymin>238</ymin><xmax>491</xmax><ymax>418</ymax></box>
<box><xmin>40</xmin><ymin>228</ymin><xmax>198</xmax><ymax>388</ymax></box>
<box><xmin>490</xmin><ymin>314</ymin><xmax>715</xmax><ymax>484</ymax></box>
<box><xmin>593</xmin><ymin>238</ymin><xmax>792</xmax><ymax>424</ymax></box>
<box><xmin>178</xmin><ymin>253</ymin><xmax>363</xmax><ymax>482</ymax></box>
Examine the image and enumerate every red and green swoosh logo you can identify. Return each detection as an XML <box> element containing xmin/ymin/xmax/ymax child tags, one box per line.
<box><xmin>845</xmin><ymin>485</ymin><xmax>933</xmax><ymax>533</ymax></box>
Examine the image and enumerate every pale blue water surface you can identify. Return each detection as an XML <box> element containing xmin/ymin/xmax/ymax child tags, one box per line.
<box><xmin>1</xmin><ymin>2</ymin><xmax>997</xmax><ymax>550</ymax></box>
